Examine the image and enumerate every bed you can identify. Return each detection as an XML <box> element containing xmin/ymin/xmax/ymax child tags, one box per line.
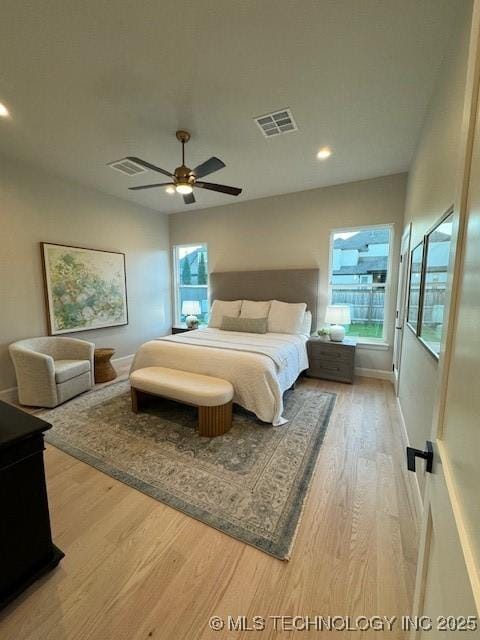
<box><xmin>130</xmin><ymin>269</ymin><xmax>319</xmax><ymax>425</ymax></box>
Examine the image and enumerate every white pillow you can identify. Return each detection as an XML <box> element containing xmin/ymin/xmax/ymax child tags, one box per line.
<box><xmin>240</xmin><ymin>300</ymin><xmax>271</xmax><ymax>319</ymax></box>
<box><xmin>300</xmin><ymin>310</ymin><xmax>312</xmax><ymax>336</ymax></box>
<box><xmin>208</xmin><ymin>300</ymin><xmax>242</xmax><ymax>328</ymax></box>
<box><xmin>267</xmin><ymin>300</ymin><xmax>307</xmax><ymax>334</ymax></box>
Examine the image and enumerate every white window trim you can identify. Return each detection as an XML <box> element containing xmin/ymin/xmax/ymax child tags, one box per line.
<box><xmin>328</xmin><ymin>223</ymin><xmax>394</xmax><ymax>346</ymax></box>
<box><xmin>172</xmin><ymin>242</ymin><xmax>209</xmax><ymax>326</ymax></box>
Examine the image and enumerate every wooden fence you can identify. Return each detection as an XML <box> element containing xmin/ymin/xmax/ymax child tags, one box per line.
<box><xmin>332</xmin><ymin>286</ymin><xmax>446</xmax><ymax>324</ymax></box>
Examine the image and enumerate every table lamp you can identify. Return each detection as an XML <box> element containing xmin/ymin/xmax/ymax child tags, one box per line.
<box><xmin>325</xmin><ymin>305</ymin><xmax>351</xmax><ymax>342</ymax></box>
<box><xmin>182</xmin><ymin>300</ymin><xmax>201</xmax><ymax>328</ymax></box>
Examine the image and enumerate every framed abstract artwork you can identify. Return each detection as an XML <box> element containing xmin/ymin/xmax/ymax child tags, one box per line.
<box><xmin>41</xmin><ymin>243</ymin><xmax>128</xmax><ymax>335</ymax></box>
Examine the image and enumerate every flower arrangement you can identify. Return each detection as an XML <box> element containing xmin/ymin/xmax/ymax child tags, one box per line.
<box><xmin>317</xmin><ymin>326</ymin><xmax>331</xmax><ymax>338</ymax></box>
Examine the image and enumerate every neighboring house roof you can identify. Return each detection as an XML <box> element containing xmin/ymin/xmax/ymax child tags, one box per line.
<box><xmin>333</xmin><ymin>256</ymin><xmax>388</xmax><ymax>275</ymax></box>
<box><xmin>429</xmin><ymin>230</ymin><xmax>450</xmax><ymax>242</ymax></box>
<box><xmin>334</xmin><ymin>229</ymin><xmax>390</xmax><ymax>251</ymax></box>
<box><xmin>333</xmin><ymin>229</ymin><xmax>449</xmax><ymax>276</ymax></box>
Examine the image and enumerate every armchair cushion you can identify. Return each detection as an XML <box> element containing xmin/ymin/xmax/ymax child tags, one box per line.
<box><xmin>54</xmin><ymin>359</ymin><xmax>91</xmax><ymax>384</ymax></box>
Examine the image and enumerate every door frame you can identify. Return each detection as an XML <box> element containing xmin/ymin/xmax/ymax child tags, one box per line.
<box><xmin>411</xmin><ymin>1</ymin><xmax>480</xmax><ymax>628</ymax></box>
<box><xmin>393</xmin><ymin>222</ymin><xmax>412</xmax><ymax>395</ymax></box>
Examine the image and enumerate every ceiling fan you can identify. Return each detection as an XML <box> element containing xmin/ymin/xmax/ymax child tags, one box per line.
<box><xmin>126</xmin><ymin>130</ymin><xmax>242</xmax><ymax>205</ymax></box>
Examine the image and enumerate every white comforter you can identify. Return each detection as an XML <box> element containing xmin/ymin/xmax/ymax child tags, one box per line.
<box><xmin>130</xmin><ymin>328</ymin><xmax>309</xmax><ymax>425</ymax></box>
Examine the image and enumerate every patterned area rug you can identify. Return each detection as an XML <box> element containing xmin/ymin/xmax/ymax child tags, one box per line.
<box><xmin>42</xmin><ymin>380</ymin><xmax>336</xmax><ymax>560</ymax></box>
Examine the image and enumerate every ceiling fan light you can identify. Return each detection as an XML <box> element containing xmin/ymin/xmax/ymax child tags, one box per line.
<box><xmin>165</xmin><ymin>186</ymin><xmax>175</xmax><ymax>194</ymax></box>
<box><xmin>176</xmin><ymin>183</ymin><xmax>193</xmax><ymax>195</ymax></box>
<box><xmin>0</xmin><ymin>102</ymin><xmax>10</xmax><ymax>118</ymax></box>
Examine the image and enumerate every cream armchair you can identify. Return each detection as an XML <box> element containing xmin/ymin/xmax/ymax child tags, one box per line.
<box><xmin>9</xmin><ymin>337</ymin><xmax>95</xmax><ymax>407</ymax></box>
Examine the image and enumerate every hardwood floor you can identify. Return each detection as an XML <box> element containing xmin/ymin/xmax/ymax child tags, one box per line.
<box><xmin>0</xmin><ymin>376</ymin><xmax>420</xmax><ymax>640</ymax></box>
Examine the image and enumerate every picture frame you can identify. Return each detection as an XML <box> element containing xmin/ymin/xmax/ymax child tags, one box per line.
<box><xmin>41</xmin><ymin>242</ymin><xmax>128</xmax><ymax>335</ymax></box>
<box><xmin>406</xmin><ymin>241</ymin><xmax>425</xmax><ymax>335</ymax></box>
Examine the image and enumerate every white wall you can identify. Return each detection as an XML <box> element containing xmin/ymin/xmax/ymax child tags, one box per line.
<box><xmin>169</xmin><ymin>173</ymin><xmax>407</xmax><ymax>372</ymax></box>
<box><xmin>398</xmin><ymin>1</ymin><xmax>473</xmax><ymax>496</ymax></box>
<box><xmin>0</xmin><ymin>154</ymin><xmax>171</xmax><ymax>391</ymax></box>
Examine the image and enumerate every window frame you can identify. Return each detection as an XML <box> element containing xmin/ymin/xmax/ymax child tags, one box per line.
<box><xmin>406</xmin><ymin>240</ymin><xmax>426</xmax><ymax>336</ymax></box>
<box><xmin>328</xmin><ymin>223</ymin><xmax>394</xmax><ymax>345</ymax></box>
<box><xmin>418</xmin><ymin>208</ymin><xmax>454</xmax><ymax>359</ymax></box>
<box><xmin>406</xmin><ymin>206</ymin><xmax>455</xmax><ymax>360</ymax></box>
<box><xmin>172</xmin><ymin>242</ymin><xmax>209</xmax><ymax>326</ymax></box>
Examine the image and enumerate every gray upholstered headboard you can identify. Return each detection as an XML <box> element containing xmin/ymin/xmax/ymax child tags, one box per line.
<box><xmin>209</xmin><ymin>269</ymin><xmax>320</xmax><ymax>329</ymax></box>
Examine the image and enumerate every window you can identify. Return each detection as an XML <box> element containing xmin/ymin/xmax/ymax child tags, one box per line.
<box><xmin>419</xmin><ymin>211</ymin><xmax>453</xmax><ymax>357</ymax></box>
<box><xmin>173</xmin><ymin>243</ymin><xmax>209</xmax><ymax>325</ymax></box>
<box><xmin>329</xmin><ymin>226</ymin><xmax>392</xmax><ymax>341</ymax></box>
<box><xmin>406</xmin><ymin>241</ymin><xmax>424</xmax><ymax>333</ymax></box>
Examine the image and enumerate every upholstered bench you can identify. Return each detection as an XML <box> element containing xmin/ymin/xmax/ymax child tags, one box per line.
<box><xmin>129</xmin><ymin>366</ymin><xmax>234</xmax><ymax>437</ymax></box>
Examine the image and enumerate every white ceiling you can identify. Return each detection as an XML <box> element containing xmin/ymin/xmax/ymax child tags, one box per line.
<box><xmin>0</xmin><ymin>0</ymin><xmax>458</xmax><ymax>214</ymax></box>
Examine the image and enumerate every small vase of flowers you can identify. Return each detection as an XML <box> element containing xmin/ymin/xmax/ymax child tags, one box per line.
<box><xmin>317</xmin><ymin>326</ymin><xmax>331</xmax><ymax>340</ymax></box>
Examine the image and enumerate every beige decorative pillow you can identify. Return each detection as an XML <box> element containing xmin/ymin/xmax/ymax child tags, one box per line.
<box><xmin>220</xmin><ymin>316</ymin><xmax>268</xmax><ymax>334</ymax></box>
<box><xmin>208</xmin><ymin>300</ymin><xmax>242</xmax><ymax>328</ymax></box>
<box><xmin>240</xmin><ymin>300</ymin><xmax>272</xmax><ymax>319</ymax></box>
<box><xmin>267</xmin><ymin>300</ymin><xmax>307</xmax><ymax>334</ymax></box>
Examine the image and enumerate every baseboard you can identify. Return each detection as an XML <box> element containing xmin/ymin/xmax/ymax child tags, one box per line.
<box><xmin>355</xmin><ymin>367</ymin><xmax>394</xmax><ymax>382</ymax></box>
<box><xmin>396</xmin><ymin>396</ymin><xmax>424</xmax><ymax>521</ymax></box>
<box><xmin>0</xmin><ymin>386</ymin><xmax>18</xmax><ymax>405</ymax></box>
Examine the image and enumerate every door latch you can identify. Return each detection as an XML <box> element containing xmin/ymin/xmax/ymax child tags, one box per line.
<box><xmin>407</xmin><ymin>441</ymin><xmax>433</xmax><ymax>473</ymax></box>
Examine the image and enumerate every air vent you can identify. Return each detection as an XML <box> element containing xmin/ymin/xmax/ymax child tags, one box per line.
<box><xmin>107</xmin><ymin>158</ymin><xmax>147</xmax><ymax>176</ymax></box>
<box><xmin>254</xmin><ymin>108</ymin><xmax>298</xmax><ymax>138</ymax></box>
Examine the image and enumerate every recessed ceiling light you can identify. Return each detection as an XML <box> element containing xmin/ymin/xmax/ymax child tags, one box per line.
<box><xmin>317</xmin><ymin>146</ymin><xmax>332</xmax><ymax>160</ymax></box>
<box><xmin>166</xmin><ymin>186</ymin><xmax>175</xmax><ymax>194</ymax></box>
<box><xmin>0</xmin><ymin>102</ymin><xmax>10</xmax><ymax>118</ymax></box>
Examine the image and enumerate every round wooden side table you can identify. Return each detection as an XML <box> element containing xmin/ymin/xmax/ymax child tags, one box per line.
<box><xmin>94</xmin><ymin>348</ymin><xmax>117</xmax><ymax>383</ymax></box>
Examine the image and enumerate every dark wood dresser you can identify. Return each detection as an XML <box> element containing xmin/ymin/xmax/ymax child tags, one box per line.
<box><xmin>0</xmin><ymin>401</ymin><xmax>64</xmax><ymax>610</ymax></box>
<box><xmin>306</xmin><ymin>337</ymin><xmax>356</xmax><ymax>384</ymax></box>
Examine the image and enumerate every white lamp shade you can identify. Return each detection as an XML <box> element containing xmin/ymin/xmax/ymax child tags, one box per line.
<box><xmin>325</xmin><ymin>305</ymin><xmax>351</xmax><ymax>325</ymax></box>
<box><xmin>182</xmin><ymin>300</ymin><xmax>201</xmax><ymax>316</ymax></box>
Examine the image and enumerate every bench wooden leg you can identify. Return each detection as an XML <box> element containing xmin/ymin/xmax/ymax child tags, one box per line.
<box><xmin>198</xmin><ymin>401</ymin><xmax>232</xmax><ymax>437</ymax></box>
<box><xmin>131</xmin><ymin>387</ymin><xmax>140</xmax><ymax>413</ymax></box>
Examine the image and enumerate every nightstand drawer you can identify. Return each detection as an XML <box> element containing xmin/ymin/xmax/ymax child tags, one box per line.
<box><xmin>308</xmin><ymin>342</ymin><xmax>355</xmax><ymax>362</ymax></box>
<box><xmin>306</xmin><ymin>361</ymin><xmax>354</xmax><ymax>383</ymax></box>
<box><xmin>310</xmin><ymin>360</ymin><xmax>351</xmax><ymax>375</ymax></box>
<box><xmin>307</xmin><ymin>346</ymin><xmax>354</xmax><ymax>365</ymax></box>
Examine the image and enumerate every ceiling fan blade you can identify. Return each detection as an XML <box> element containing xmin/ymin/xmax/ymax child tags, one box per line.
<box><xmin>126</xmin><ymin>156</ymin><xmax>173</xmax><ymax>178</ymax></box>
<box><xmin>129</xmin><ymin>182</ymin><xmax>173</xmax><ymax>191</ymax></box>
<box><xmin>193</xmin><ymin>156</ymin><xmax>226</xmax><ymax>178</ymax></box>
<box><xmin>183</xmin><ymin>192</ymin><xmax>196</xmax><ymax>205</ymax></box>
<box><xmin>195</xmin><ymin>181</ymin><xmax>242</xmax><ymax>196</ymax></box>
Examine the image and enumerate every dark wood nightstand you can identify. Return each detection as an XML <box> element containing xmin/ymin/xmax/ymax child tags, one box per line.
<box><xmin>171</xmin><ymin>325</ymin><xmax>197</xmax><ymax>334</ymax></box>
<box><xmin>306</xmin><ymin>337</ymin><xmax>356</xmax><ymax>384</ymax></box>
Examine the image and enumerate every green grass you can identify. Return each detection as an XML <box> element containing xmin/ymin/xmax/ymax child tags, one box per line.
<box><xmin>420</xmin><ymin>325</ymin><xmax>442</xmax><ymax>343</ymax></box>
<box><xmin>345</xmin><ymin>322</ymin><xmax>384</xmax><ymax>339</ymax></box>
<box><xmin>345</xmin><ymin>322</ymin><xmax>442</xmax><ymax>345</ymax></box>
